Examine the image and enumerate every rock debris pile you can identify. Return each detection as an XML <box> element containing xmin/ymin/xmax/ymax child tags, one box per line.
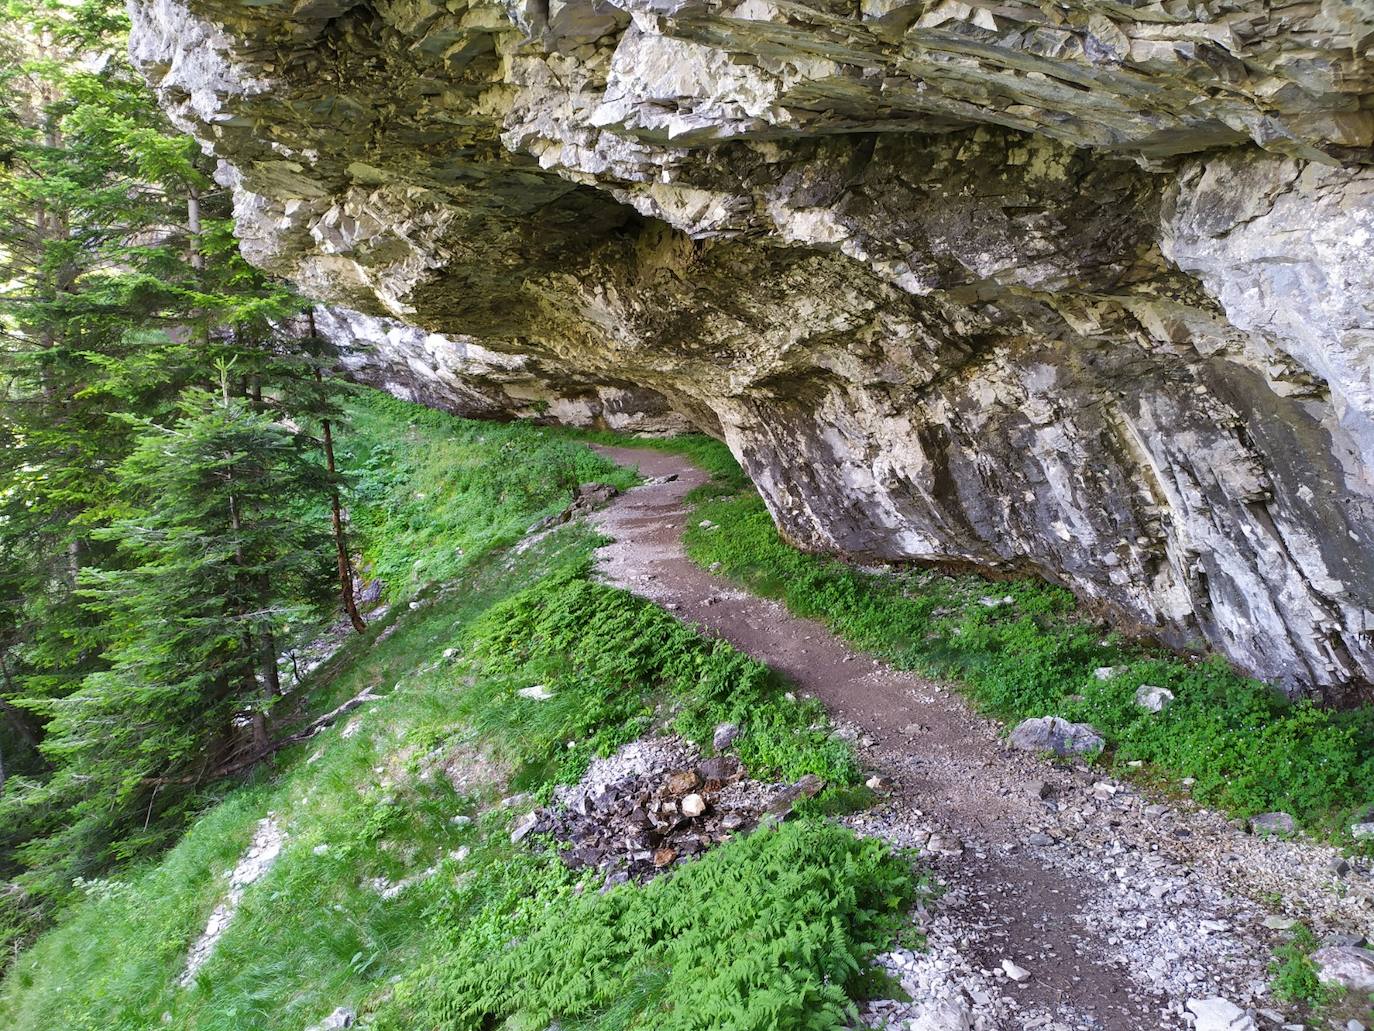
<box><xmin>511</xmin><ymin>736</ymin><xmax>822</xmax><ymax>885</ymax></box>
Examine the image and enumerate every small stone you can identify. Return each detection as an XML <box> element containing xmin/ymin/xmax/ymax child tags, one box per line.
<box><xmin>1001</xmin><ymin>959</ymin><xmax>1031</xmax><ymax>982</ymax></box>
<box><xmin>516</xmin><ymin>684</ymin><xmax>554</xmax><ymax>701</ymax></box>
<box><xmin>312</xmin><ymin>844</ymin><xmax>330</xmax><ymax>856</ymax></box>
<box><xmin>442</xmin><ymin>647</ymin><xmax>458</xmax><ymax>659</ymax></box>
<box><xmin>1027</xmin><ymin>832</ymin><xmax>1054</xmax><ymax>846</ymax></box>
<box><xmin>653</xmin><ymin>847</ymin><xmax>677</xmax><ymax>868</ymax></box>
<box><xmin>1250</xmin><ymin>812</ymin><xmax>1296</xmax><ymax>837</ymax></box>
<box><xmin>978</xmin><ymin>595</ymin><xmax>1013</xmax><ymax>608</ymax></box>
<box><xmin>1093</xmin><ymin>665</ymin><xmax>1127</xmax><ymax>681</ymax></box>
<box><xmin>1134</xmin><ymin>684</ymin><xmax>1175</xmax><ymax>712</ymax></box>
<box><xmin>697</xmin><ymin>755</ymin><xmax>742</xmax><ymax>785</ymax></box>
<box><xmin>1263</xmin><ymin>916</ymin><xmax>1299</xmax><ymax>930</ymax></box>
<box><xmin>907</xmin><ymin>997</ymin><xmax>974</xmax><ymax>1031</ymax></box>
<box><xmin>712</xmin><ymin>722</ymin><xmax>739</xmax><ymax>750</ymax></box>
<box><xmin>306</xmin><ymin>1007</ymin><xmax>356</xmax><ymax>1031</ymax></box>
<box><xmin>762</xmin><ymin>774</ymin><xmax>824</xmax><ymax>819</ymax></box>
<box><xmin>665</xmin><ymin>770</ymin><xmax>701</xmax><ymax>795</ymax></box>
<box><xmin>865</xmin><ymin>774</ymin><xmax>891</xmax><ymax>792</ymax></box>
<box><xmin>1186</xmin><ymin>997</ymin><xmax>1258</xmax><ymax>1031</ymax></box>
<box><xmin>1313</xmin><ymin>945</ymin><xmax>1374</xmax><ymax>992</ymax></box>
<box><xmin>450</xmin><ymin>814</ymin><xmax>472</xmax><ymax>826</ymax></box>
<box><xmin>408</xmin><ymin>601</ymin><xmax>421</xmax><ymax>610</ymax></box>
<box><xmin>681</xmin><ymin>793</ymin><xmax>706</xmax><ymax>818</ymax></box>
<box><xmin>1328</xmin><ymin>857</ymin><xmax>1351</xmax><ymax>877</ymax></box>
<box><xmin>510</xmin><ymin>811</ymin><xmax>541</xmax><ymax>843</ymax></box>
<box><xmin>926</xmin><ymin>834</ymin><xmax>962</xmax><ymax>856</ymax></box>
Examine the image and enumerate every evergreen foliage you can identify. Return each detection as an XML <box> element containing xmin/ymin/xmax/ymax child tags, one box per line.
<box><xmin>0</xmin><ymin>0</ymin><xmax>355</xmax><ymax>942</ymax></box>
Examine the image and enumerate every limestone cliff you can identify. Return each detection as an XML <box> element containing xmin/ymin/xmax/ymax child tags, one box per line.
<box><xmin>127</xmin><ymin>0</ymin><xmax>1374</xmax><ymax>695</ymax></box>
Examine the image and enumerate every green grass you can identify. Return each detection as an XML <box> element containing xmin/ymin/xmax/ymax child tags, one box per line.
<box><xmin>1269</xmin><ymin>925</ymin><xmax>1332</xmax><ymax>1010</ymax></box>
<box><xmin>0</xmin><ymin>393</ymin><xmax>918</xmax><ymax>1031</ymax></box>
<box><xmin>376</xmin><ymin>819</ymin><xmax>919</xmax><ymax>1031</ymax></box>
<box><xmin>677</xmin><ymin>487</ymin><xmax>1374</xmax><ymax>836</ymax></box>
<box><xmin>342</xmin><ymin>392</ymin><xmax>640</xmax><ymax>600</ymax></box>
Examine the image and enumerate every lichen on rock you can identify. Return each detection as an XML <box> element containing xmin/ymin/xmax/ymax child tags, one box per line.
<box><xmin>127</xmin><ymin>0</ymin><xmax>1374</xmax><ymax>694</ymax></box>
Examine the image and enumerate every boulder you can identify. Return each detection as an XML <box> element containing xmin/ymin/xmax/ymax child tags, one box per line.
<box><xmin>1313</xmin><ymin>945</ymin><xmax>1374</xmax><ymax>993</ymax></box>
<box><xmin>1249</xmin><ymin>812</ymin><xmax>1297</xmax><ymax>837</ymax></box>
<box><xmin>1008</xmin><ymin>717</ymin><xmax>1105</xmax><ymax>757</ymax></box>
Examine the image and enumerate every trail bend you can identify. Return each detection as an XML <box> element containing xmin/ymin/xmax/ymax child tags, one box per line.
<box><xmin>590</xmin><ymin>445</ymin><xmax>1369</xmax><ymax>1031</ymax></box>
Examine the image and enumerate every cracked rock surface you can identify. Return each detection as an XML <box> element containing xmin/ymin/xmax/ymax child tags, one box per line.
<box><xmin>128</xmin><ymin>0</ymin><xmax>1374</xmax><ymax>693</ymax></box>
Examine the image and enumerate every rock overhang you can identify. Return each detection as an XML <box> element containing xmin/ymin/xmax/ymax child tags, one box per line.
<box><xmin>127</xmin><ymin>0</ymin><xmax>1374</xmax><ymax>694</ymax></box>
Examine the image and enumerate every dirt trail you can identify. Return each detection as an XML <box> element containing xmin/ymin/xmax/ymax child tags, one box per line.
<box><xmin>591</xmin><ymin>446</ymin><xmax>1369</xmax><ymax>1031</ymax></box>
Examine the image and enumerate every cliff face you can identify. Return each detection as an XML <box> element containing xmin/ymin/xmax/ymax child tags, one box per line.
<box><xmin>127</xmin><ymin>0</ymin><xmax>1374</xmax><ymax>695</ymax></box>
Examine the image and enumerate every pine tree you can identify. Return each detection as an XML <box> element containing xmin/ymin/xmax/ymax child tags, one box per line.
<box><xmin>15</xmin><ymin>368</ymin><xmax>334</xmax><ymax>884</ymax></box>
<box><xmin>0</xmin><ymin>0</ymin><xmax>356</xmax><ymax>919</ymax></box>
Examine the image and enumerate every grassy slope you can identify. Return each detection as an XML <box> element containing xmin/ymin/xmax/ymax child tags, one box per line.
<box><xmin>641</xmin><ymin>433</ymin><xmax>1374</xmax><ymax>837</ymax></box>
<box><xmin>0</xmin><ymin>394</ymin><xmax>917</xmax><ymax>1031</ymax></box>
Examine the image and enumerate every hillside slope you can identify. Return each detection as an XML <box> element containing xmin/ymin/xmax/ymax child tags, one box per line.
<box><xmin>0</xmin><ymin>392</ymin><xmax>915</xmax><ymax>1031</ymax></box>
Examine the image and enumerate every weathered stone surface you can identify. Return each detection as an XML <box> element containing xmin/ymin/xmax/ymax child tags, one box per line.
<box><xmin>315</xmin><ymin>306</ymin><xmax>690</xmax><ymax>433</ymax></box>
<box><xmin>1313</xmin><ymin>945</ymin><xmax>1374</xmax><ymax>993</ymax></box>
<box><xmin>128</xmin><ymin>0</ymin><xmax>1374</xmax><ymax>695</ymax></box>
<box><xmin>1135</xmin><ymin>685</ymin><xmax>1175</xmax><ymax>713</ymax></box>
<box><xmin>1008</xmin><ymin>717</ymin><xmax>1104</xmax><ymax>757</ymax></box>
<box><xmin>1249</xmin><ymin>812</ymin><xmax>1296</xmax><ymax>837</ymax></box>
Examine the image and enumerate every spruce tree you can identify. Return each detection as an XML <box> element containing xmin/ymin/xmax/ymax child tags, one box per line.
<box><xmin>0</xmin><ymin>0</ymin><xmax>358</xmax><ymax>919</ymax></box>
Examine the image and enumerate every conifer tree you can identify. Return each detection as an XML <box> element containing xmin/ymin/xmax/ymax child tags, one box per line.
<box><xmin>13</xmin><ymin>368</ymin><xmax>333</xmax><ymax>884</ymax></box>
<box><xmin>0</xmin><ymin>0</ymin><xmax>358</xmax><ymax>918</ymax></box>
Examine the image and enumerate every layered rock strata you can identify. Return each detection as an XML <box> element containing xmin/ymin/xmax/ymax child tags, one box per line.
<box><xmin>128</xmin><ymin>0</ymin><xmax>1374</xmax><ymax>694</ymax></box>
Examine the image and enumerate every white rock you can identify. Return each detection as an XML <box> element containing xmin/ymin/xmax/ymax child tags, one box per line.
<box><xmin>1001</xmin><ymin>959</ymin><xmax>1031</xmax><ymax>982</ymax></box>
<box><xmin>1186</xmin><ymin>997</ymin><xmax>1257</xmax><ymax>1031</ymax></box>
<box><xmin>681</xmin><ymin>793</ymin><xmax>706</xmax><ymax>817</ymax></box>
<box><xmin>517</xmin><ymin>684</ymin><xmax>554</xmax><ymax>700</ymax></box>
<box><xmin>1187</xmin><ymin>995</ymin><xmax>1258</xmax><ymax>1028</ymax></box>
<box><xmin>1008</xmin><ymin>716</ymin><xmax>1105</xmax><ymax>756</ymax></box>
<box><xmin>907</xmin><ymin>996</ymin><xmax>974</xmax><ymax>1031</ymax></box>
<box><xmin>1314</xmin><ymin>945</ymin><xmax>1374</xmax><ymax>992</ymax></box>
<box><xmin>1134</xmin><ymin>684</ymin><xmax>1175</xmax><ymax>712</ymax></box>
<box><xmin>306</xmin><ymin>1007</ymin><xmax>356</xmax><ymax>1031</ymax></box>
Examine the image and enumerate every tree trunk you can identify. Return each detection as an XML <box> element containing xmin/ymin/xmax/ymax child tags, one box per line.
<box><xmin>253</xmin><ymin>624</ymin><xmax>280</xmax><ymax>753</ymax></box>
<box><xmin>187</xmin><ymin>187</ymin><xmax>205</xmax><ymax>273</ymax></box>
<box><xmin>309</xmin><ymin>308</ymin><xmax>367</xmax><ymax>633</ymax></box>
